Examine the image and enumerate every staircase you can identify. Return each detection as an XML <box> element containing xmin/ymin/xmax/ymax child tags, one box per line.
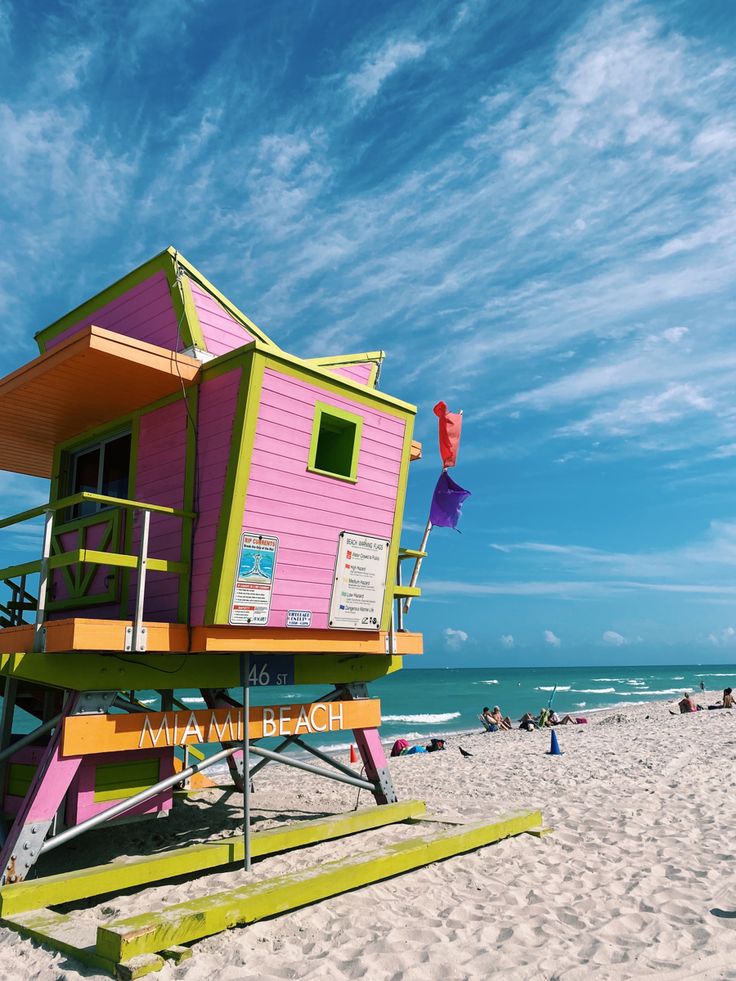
<box><xmin>0</xmin><ymin>577</ymin><xmax>37</xmax><ymax>628</ymax></box>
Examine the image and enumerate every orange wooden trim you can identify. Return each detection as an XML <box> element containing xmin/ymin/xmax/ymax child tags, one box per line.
<box><xmin>410</xmin><ymin>440</ymin><xmax>422</xmax><ymax>461</ymax></box>
<box><xmin>189</xmin><ymin>626</ymin><xmax>423</xmax><ymax>655</ymax></box>
<box><xmin>61</xmin><ymin>700</ymin><xmax>381</xmax><ymax>755</ymax></box>
<box><xmin>0</xmin><ymin>620</ymin><xmax>422</xmax><ymax>656</ymax></box>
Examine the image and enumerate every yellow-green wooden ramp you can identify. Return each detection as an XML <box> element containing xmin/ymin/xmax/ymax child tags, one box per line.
<box><xmin>0</xmin><ymin>802</ymin><xmax>543</xmax><ymax>979</ymax></box>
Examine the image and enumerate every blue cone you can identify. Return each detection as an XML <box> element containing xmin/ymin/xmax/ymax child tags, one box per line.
<box><xmin>546</xmin><ymin>729</ymin><xmax>563</xmax><ymax>756</ymax></box>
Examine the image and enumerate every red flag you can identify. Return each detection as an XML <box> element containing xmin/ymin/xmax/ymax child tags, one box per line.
<box><xmin>433</xmin><ymin>401</ymin><xmax>462</xmax><ymax>468</ymax></box>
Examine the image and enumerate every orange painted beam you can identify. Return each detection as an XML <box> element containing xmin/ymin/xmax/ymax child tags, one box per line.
<box><xmin>62</xmin><ymin>700</ymin><xmax>381</xmax><ymax>755</ymax></box>
<box><xmin>0</xmin><ymin>620</ymin><xmax>422</xmax><ymax>656</ymax></box>
<box><xmin>0</xmin><ymin>326</ymin><xmax>201</xmax><ymax>478</ymax></box>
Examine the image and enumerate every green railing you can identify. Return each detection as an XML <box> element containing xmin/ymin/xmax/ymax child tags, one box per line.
<box><xmin>0</xmin><ymin>493</ymin><xmax>195</xmax><ymax>652</ymax></box>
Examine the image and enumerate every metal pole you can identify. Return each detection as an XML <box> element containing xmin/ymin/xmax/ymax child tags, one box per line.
<box><xmin>403</xmin><ymin>519</ymin><xmax>432</xmax><ymax>614</ymax></box>
<box><xmin>33</xmin><ymin>509</ymin><xmax>55</xmax><ymax>652</ymax></box>
<box><xmin>248</xmin><ymin>733</ymin><xmax>299</xmax><ymax>779</ymax></box>
<box><xmin>40</xmin><ymin>746</ymin><xmax>237</xmax><ymax>854</ymax></box>
<box><xmin>249</xmin><ymin>744</ymin><xmax>376</xmax><ymax>792</ymax></box>
<box><xmin>0</xmin><ymin>712</ymin><xmax>61</xmax><ymax>763</ymax></box>
<box><xmin>291</xmin><ymin>736</ymin><xmax>367</xmax><ymax>781</ymax></box>
<box><xmin>132</xmin><ymin>508</ymin><xmax>151</xmax><ymax>652</ymax></box>
<box><xmin>241</xmin><ymin>653</ymin><xmax>251</xmax><ymax>872</ymax></box>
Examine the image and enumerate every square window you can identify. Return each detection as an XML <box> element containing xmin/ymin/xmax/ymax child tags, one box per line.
<box><xmin>307</xmin><ymin>402</ymin><xmax>362</xmax><ymax>482</ymax></box>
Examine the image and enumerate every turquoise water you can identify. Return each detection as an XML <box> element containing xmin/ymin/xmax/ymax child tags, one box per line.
<box><xmin>7</xmin><ymin>663</ymin><xmax>734</xmax><ymax>753</ymax></box>
<box><xmin>134</xmin><ymin>662</ymin><xmax>736</xmax><ymax>752</ymax></box>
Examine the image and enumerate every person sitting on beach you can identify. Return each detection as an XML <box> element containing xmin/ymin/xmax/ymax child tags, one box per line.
<box><xmin>708</xmin><ymin>687</ymin><xmax>734</xmax><ymax>710</ymax></box>
<box><xmin>678</xmin><ymin>692</ymin><xmax>700</xmax><ymax>714</ymax></box>
<box><xmin>490</xmin><ymin>706</ymin><xmax>512</xmax><ymax>730</ymax></box>
<box><xmin>548</xmin><ymin>710</ymin><xmax>579</xmax><ymax>726</ymax></box>
<box><xmin>519</xmin><ymin>712</ymin><xmax>537</xmax><ymax>731</ymax></box>
<box><xmin>480</xmin><ymin>707</ymin><xmax>499</xmax><ymax>732</ymax></box>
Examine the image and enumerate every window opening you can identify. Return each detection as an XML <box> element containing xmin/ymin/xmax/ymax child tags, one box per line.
<box><xmin>308</xmin><ymin>403</ymin><xmax>362</xmax><ymax>482</ymax></box>
<box><xmin>69</xmin><ymin>432</ymin><xmax>132</xmax><ymax>517</ymax></box>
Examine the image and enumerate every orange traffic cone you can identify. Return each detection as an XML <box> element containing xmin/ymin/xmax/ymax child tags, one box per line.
<box><xmin>350</xmin><ymin>744</ymin><xmax>358</xmax><ymax>764</ymax></box>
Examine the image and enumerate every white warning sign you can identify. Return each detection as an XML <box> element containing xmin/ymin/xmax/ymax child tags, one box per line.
<box><xmin>229</xmin><ymin>533</ymin><xmax>278</xmax><ymax>626</ymax></box>
<box><xmin>328</xmin><ymin>531</ymin><xmax>390</xmax><ymax>631</ymax></box>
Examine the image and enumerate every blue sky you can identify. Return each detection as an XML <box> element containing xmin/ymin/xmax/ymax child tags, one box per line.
<box><xmin>2</xmin><ymin>0</ymin><xmax>736</xmax><ymax>666</ymax></box>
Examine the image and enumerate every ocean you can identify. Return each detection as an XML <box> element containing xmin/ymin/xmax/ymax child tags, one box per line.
<box><xmin>130</xmin><ymin>662</ymin><xmax>736</xmax><ymax>754</ymax></box>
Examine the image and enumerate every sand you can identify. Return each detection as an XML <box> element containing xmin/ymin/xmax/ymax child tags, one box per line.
<box><xmin>1</xmin><ymin>695</ymin><xmax>735</xmax><ymax>980</ymax></box>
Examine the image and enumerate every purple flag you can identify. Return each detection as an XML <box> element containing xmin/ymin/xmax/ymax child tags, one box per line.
<box><xmin>429</xmin><ymin>471</ymin><xmax>471</xmax><ymax>529</ymax></box>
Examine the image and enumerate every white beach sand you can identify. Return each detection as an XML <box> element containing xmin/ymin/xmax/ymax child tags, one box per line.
<box><xmin>1</xmin><ymin>695</ymin><xmax>735</xmax><ymax>980</ymax></box>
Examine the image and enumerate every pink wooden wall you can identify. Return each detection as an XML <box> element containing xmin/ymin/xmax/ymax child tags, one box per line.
<box><xmin>129</xmin><ymin>399</ymin><xmax>190</xmax><ymax>622</ymax></box>
<box><xmin>189</xmin><ymin>367</ymin><xmax>243</xmax><ymax>624</ymax></box>
<box><xmin>188</xmin><ymin>278</ymin><xmax>255</xmax><ymax>357</ymax></box>
<box><xmin>45</xmin><ymin>272</ymin><xmax>181</xmax><ymax>352</ymax></box>
<box><xmin>238</xmin><ymin>368</ymin><xmax>406</xmax><ymax>628</ymax></box>
<box><xmin>330</xmin><ymin>362</ymin><xmax>376</xmax><ymax>385</ymax></box>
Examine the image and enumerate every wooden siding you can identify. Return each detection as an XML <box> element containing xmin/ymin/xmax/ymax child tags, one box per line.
<box><xmin>240</xmin><ymin>368</ymin><xmax>405</xmax><ymax>629</ymax></box>
<box><xmin>331</xmin><ymin>362</ymin><xmax>375</xmax><ymax>385</ymax></box>
<box><xmin>189</xmin><ymin>367</ymin><xmax>243</xmax><ymax>624</ymax></box>
<box><xmin>188</xmin><ymin>279</ymin><xmax>255</xmax><ymax>357</ymax></box>
<box><xmin>45</xmin><ymin>272</ymin><xmax>181</xmax><ymax>352</ymax></box>
<box><xmin>130</xmin><ymin>400</ymin><xmax>190</xmax><ymax>622</ymax></box>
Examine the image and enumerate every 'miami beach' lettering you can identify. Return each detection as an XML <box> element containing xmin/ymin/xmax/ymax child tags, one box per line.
<box><xmin>62</xmin><ymin>700</ymin><xmax>379</xmax><ymax>756</ymax></box>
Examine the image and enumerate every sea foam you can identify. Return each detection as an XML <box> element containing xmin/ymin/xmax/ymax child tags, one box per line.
<box><xmin>536</xmin><ymin>685</ymin><xmax>571</xmax><ymax>691</ymax></box>
<box><xmin>382</xmin><ymin>712</ymin><xmax>461</xmax><ymax>724</ymax></box>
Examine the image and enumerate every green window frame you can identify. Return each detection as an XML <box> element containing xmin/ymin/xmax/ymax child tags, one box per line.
<box><xmin>307</xmin><ymin>402</ymin><xmax>363</xmax><ymax>483</ymax></box>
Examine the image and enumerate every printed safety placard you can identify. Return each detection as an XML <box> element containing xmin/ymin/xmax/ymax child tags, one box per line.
<box><xmin>328</xmin><ymin>531</ymin><xmax>390</xmax><ymax>630</ymax></box>
<box><xmin>229</xmin><ymin>532</ymin><xmax>278</xmax><ymax>625</ymax></box>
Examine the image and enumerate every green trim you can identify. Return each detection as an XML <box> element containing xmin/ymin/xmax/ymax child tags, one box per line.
<box><xmin>206</xmin><ymin>355</ymin><xmax>264</xmax><ymax>624</ymax></box>
<box><xmin>119</xmin><ymin>414</ymin><xmax>140</xmax><ymax>618</ymax></box>
<box><xmin>178</xmin><ymin>385</ymin><xmax>199</xmax><ymax>623</ymax></box>
<box><xmin>0</xmin><ymin>652</ymin><xmax>404</xmax><ymax>693</ymax></box>
<box><xmin>258</xmin><ymin>344</ymin><xmax>415</xmax><ymax>416</ymax></box>
<box><xmin>307</xmin><ymin>401</ymin><xmax>363</xmax><ymax>483</ymax></box>
<box><xmin>97</xmin><ymin>811</ymin><xmax>543</xmax><ymax>962</ymax></box>
<box><xmin>169</xmin><ymin>250</ymin><xmax>278</xmax><ymax>350</ymax></box>
<box><xmin>48</xmin><ymin>510</ymin><xmax>121</xmax><ymax>610</ymax></box>
<box><xmin>380</xmin><ymin>412</ymin><xmax>416</xmax><ymax>631</ymax></box>
<box><xmin>305</xmin><ymin>352</ymin><xmax>384</xmax><ymax>390</ymax></box>
<box><xmin>165</xmin><ymin>260</ymin><xmax>204</xmax><ymax>353</ymax></box>
<box><xmin>94</xmin><ymin>758</ymin><xmax>161</xmax><ymax>804</ymax></box>
<box><xmin>34</xmin><ymin>250</ymin><xmax>174</xmax><ymax>353</ymax></box>
<box><xmin>0</xmin><ymin>801</ymin><xmax>425</xmax><ymax>917</ymax></box>
<box><xmin>305</xmin><ymin>351</ymin><xmax>385</xmax><ymax>368</ymax></box>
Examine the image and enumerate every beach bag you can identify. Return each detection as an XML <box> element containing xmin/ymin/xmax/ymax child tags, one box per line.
<box><xmin>426</xmin><ymin>738</ymin><xmax>446</xmax><ymax>753</ymax></box>
<box><xmin>391</xmin><ymin>738</ymin><xmax>409</xmax><ymax>757</ymax></box>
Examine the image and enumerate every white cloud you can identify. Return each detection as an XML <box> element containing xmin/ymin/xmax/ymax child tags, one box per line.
<box><xmin>347</xmin><ymin>39</ymin><xmax>427</xmax><ymax>106</ymax></box>
<box><xmin>707</xmin><ymin>626</ymin><xmax>736</xmax><ymax>646</ymax></box>
<box><xmin>544</xmin><ymin>629</ymin><xmax>561</xmax><ymax>648</ymax></box>
<box><xmin>559</xmin><ymin>383</ymin><xmax>714</xmax><ymax>437</ymax></box>
<box><xmin>443</xmin><ymin>627</ymin><xmax>468</xmax><ymax>652</ymax></box>
<box><xmin>602</xmin><ymin>629</ymin><xmax>627</xmax><ymax>646</ymax></box>
<box><xmin>662</xmin><ymin>326</ymin><xmax>689</xmax><ymax>345</ymax></box>
<box><xmin>500</xmin><ymin>634</ymin><xmax>514</xmax><ymax>649</ymax></box>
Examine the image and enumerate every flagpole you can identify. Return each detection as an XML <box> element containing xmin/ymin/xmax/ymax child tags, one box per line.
<box><xmin>403</xmin><ymin>518</ymin><xmax>433</xmax><ymax>614</ymax></box>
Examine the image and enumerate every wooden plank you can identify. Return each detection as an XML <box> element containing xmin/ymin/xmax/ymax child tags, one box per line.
<box><xmin>393</xmin><ymin>586</ymin><xmax>420</xmax><ymax>598</ymax></box>
<box><xmin>0</xmin><ymin>619</ymin><xmax>422</xmax><ymax>656</ymax></box>
<box><xmin>97</xmin><ymin>810</ymin><xmax>543</xmax><ymax>961</ymax></box>
<box><xmin>0</xmin><ymin>907</ymin><xmax>116</xmax><ymax>973</ymax></box>
<box><xmin>0</xmin><ymin>650</ymin><xmax>403</xmax><ymax>692</ymax></box>
<box><xmin>0</xmin><ymin>801</ymin><xmax>426</xmax><ymax>916</ymax></box>
<box><xmin>62</xmin><ymin>699</ymin><xmax>381</xmax><ymax>754</ymax></box>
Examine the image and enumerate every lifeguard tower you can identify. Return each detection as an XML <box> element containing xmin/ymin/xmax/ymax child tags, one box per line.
<box><xmin>0</xmin><ymin>248</ymin><xmax>541</xmax><ymax>976</ymax></box>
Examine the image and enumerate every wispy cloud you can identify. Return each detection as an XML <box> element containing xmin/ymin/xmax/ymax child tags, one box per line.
<box><xmin>544</xmin><ymin>629</ymin><xmax>561</xmax><ymax>648</ymax></box>
<box><xmin>346</xmin><ymin>39</ymin><xmax>428</xmax><ymax>107</ymax></box>
<box><xmin>443</xmin><ymin>626</ymin><xmax>469</xmax><ymax>651</ymax></box>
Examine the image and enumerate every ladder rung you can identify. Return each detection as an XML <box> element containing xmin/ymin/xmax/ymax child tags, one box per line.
<box><xmin>394</xmin><ymin>585</ymin><xmax>421</xmax><ymax>598</ymax></box>
<box><xmin>398</xmin><ymin>549</ymin><xmax>427</xmax><ymax>559</ymax></box>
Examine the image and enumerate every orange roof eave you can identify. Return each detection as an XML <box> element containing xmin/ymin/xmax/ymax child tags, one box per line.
<box><xmin>0</xmin><ymin>326</ymin><xmax>201</xmax><ymax>478</ymax></box>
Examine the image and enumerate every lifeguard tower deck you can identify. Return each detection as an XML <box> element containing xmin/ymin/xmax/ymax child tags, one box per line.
<box><xmin>0</xmin><ymin>248</ymin><xmax>542</xmax><ymax>976</ymax></box>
